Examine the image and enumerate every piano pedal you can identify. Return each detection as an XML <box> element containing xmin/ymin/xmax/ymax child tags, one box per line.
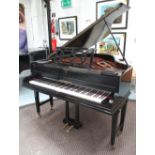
<box><xmin>66</xmin><ymin>125</ymin><xmax>74</xmax><ymax>133</ymax></box>
<box><xmin>63</xmin><ymin>123</ymin><xmax>69</xmax><ymax>129</ymax></box>
<box><xmin>116</xmin><ymin>129</ymin><xmax>122</xmax><ymax>136</ymax></box>
<box><xmin>110</xmin><ymin>145</ymin><xmax>115</xmax><ymax>150</ymax></box>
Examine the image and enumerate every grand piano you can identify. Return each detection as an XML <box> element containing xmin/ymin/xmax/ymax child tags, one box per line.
<box><xmin>23</xmin><ymin>3</ymin><xmax>132</xmax><ymax>146</ymax></box>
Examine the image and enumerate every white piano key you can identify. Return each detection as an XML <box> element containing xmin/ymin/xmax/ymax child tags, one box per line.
<box><xmin>29</xmin><ymin>79</ymin><xmax>111</xmax><ymax>104</ymax></box>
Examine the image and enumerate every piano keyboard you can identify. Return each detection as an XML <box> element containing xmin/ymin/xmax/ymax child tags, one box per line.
<box><xmin>29</xmin><ymin>78</ymin><xmax>111</xmax><ymax>104</ymax></box>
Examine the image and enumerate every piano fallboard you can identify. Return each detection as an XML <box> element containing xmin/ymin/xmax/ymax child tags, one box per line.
<box><xmin>30</xmin><ymin>54</ymin><xmax>125</xmax><ymax>93</ymax></box>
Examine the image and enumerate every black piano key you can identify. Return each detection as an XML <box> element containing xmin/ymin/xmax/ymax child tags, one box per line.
<box><xmin>38</xmin><ymin>79</ymin><xmax>51</xmax><ymax>85</ymax></box>
<box><xmin>62</xmin><ymin>83</ymin><xmax>73</xmax><ymax>89</ymax></box>
<box><xmin>98</xmin><ymin>91</ymin><xmax>107</xmax><ymax>98</ymax></box>
<box><xmin>57</xmin><ymin>84</ymin><xmax>66</xmax><ymax>88</ymax></box>
<box><xmin>72</xmin><ymin>86</ymin><xmax>82</xmax><ymax>92</ymax></box>
<box><xmin>103</xmin><ymin>91</ymin><xmax>110</xmax><ymax>97</ymax></box>
<box><xmin>42</xmin><ymin>79</ymin><xmax>55</xmax><ymax>85</ymax></box>
<box><xmin>98</xmin><ymin>91</ymin><xmax>110</xmax><ymax>100</ymax></box>
<box><xmin>50</xmin><ymin>82</ymin><xmax>62</xmax><ymax>87</ymax></box>
<box><xmin>73</xmin><ymin>86</ymin><xmax>81</xmax><ymax>92</ymax></box>
<box><xmin>88</xmin><ymin>89</ymin><xmax>98</xmax><ymax>96</ymax></box>
<box><xmin>80</xmin><ymin>88</ymin><xmax>91</xmax><ymax>94</ymax></box>
<box><xmin>86</xmin><ymin>89</ymin><xmax>94</xmax><ymax>96</ymax></box>
<box><xmin>97</xmin><ymin>90</ymin><xmax>105</xmax><ymax>96</ymax></box>
<box><xmin>36</xmin><ymin>79</ymin><xmax>43</xmax><ymax>83</ymax></box>
<box><xmin>66</xmin><ymin>85</ymin><xmax>75</xmax><ymax>90</ymax></box>
<box><xmin>93</xmin><ymin>90</ymin><xmax>103</xmax><ymax>98</ymax></box>
<box><xmin>68</xmin><ymin>85</ymin><xmax>78</xmax><ymax>91</ymax></box>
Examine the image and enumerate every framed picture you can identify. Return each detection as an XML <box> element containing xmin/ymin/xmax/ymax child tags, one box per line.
<box><xmin>96</xmin><ymin>0</ymin><xmax>129</xmax><ymax>29</ymax></box>
<box><xmin>58</xmin><ymin>16</ymin><xmax>77</xmax><ymax>40</ymax></box>
<box><xmin>97</xmin><ymin>32</ymin><xmax>127</xmax><ymax>59</ymax></box>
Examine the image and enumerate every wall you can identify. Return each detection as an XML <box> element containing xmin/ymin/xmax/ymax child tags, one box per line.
<box><xmin>19</xmin><ymin>0</ymin><xmax>48</xmax><ymax>50</ymax></box>
<box><xmin>51</xmin><ymin>0</ymin><xmax>136</xmax><ymax>66</ymax></box>
<box><xmin>21</xmin><ymin>0</ymin><xmax>136</xmax><ymax>66</ymax></box>
<box><xmin>50</xmin><ymin>0</ymin><xmax>97</xmax><ymax>47</ymax></box>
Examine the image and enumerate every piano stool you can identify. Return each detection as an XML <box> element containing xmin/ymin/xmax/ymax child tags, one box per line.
<box><xmin>32</xmin><ymin>82</ymin><xmax>131</xmax><ymax>147</ymax></box>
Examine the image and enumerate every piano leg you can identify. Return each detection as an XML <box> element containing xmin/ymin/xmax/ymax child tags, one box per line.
<box><xmin>119</xmin><ymin>100</ymin><xmax>128</xmax><ymax>132</ymax></box>
<box><xmin>74</xmin><ymin>104</ymin><xmax>82</xmax><ymax>129</ymax></box>
<box><xmin>34</xmin><ymin>91</ymin><xmax>54</xmax><ymax>116</ymax></box>
<box><xmin>66</xmin><ymin>101</ymin><xmax>70</xmax><ymax>121</ymax></box>
<box><xmin>63</xmin><ymin>102</ymin><xmax>82</xmax><ymax>131</ymax></box>
<box><xmin>110</xmin><ymin>99</ymin><xmax>128</xmax><ymax>147</ymax></box>
<box><xmin>34</xmin><ymin>91</ymin><xmax>40</xmax><ymax>115</ymax></box>
<box><xmin>111</xmin><ymin>111</ymin><xmax>119</xmax><ymax>146</ymax></box>
<box><xmin>49</xmin><ymin>96</ymin><xmax>53</xmax><ymax>109</ymax></box>
<box><xmin>63</xmin><ymin>101</ymin><xmax>70</xmax><ymax>124</ymax></box>
<box><xmin>63</xmin><ymin>101</ymin><xmax>75</xmax><ymax>132</ymax></box>
<box><xmin>75</xmin><ymin>104</ymin><xmax>79</xmax><ymax>122</ymax></box>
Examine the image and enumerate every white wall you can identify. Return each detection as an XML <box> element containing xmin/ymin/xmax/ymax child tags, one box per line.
<box><xmin>51</xmin><ymin>0</ymin><xmax>136</xmax><ymax>66</ymax></box>
<box><xmin>51</xmin><ymin>0</ymin><xmax>97</xmax><ymax>46</ymax></box>
<box><xmin>21</xmin><ymin>0</ymin><xmax>136</xmax><ymax>66</ymax></box>
<box><xmin>124</xmin><ymin>0</ymin><xmax>136</xmax><ymax>67</ymax></box>
<box><xmin>19</xmin><ymin>0</ymin><xmax>48</xmax><ymax>50</ymax></box>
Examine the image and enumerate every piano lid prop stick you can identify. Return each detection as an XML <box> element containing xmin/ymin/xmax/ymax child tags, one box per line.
<box><xmin>104</xmin><ymin>19</ymin><xmax>128</xmax><ymax>66</ymax></box>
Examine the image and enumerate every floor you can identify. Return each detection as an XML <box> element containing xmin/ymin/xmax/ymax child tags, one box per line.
<box><xmin>19</xmin><ymin>70</ymin><xmax>50</xmax><ymax>107</ymax></box>
<box><xmin>19</xmin><ymin>69</ymin><xmax>136</xmax><ymax>107</ymax></box>
<box><xmin>19</xmin><ymin>100</ymin><xmax>136</xmax><ymax>155</ymax></box>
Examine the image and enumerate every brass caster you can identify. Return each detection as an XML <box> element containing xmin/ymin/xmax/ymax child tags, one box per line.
<box><xmin>66</xmin><ymin>125</ymin><xmax>74</xmax><ymax>133</ymax></box>
<box><xmin>50</xmin><ymin>107</ymin><xmax>53</xmax><ymax>110</ymax></box>
<box><xmin>63</xmin><ymin>123</ymin><xmax>69</xmax><ymax>129</ymax></box>
<box><xmin>110</xmin><ymin>145</ymin><xmax>115</xmax><ymax>150</ymax></box>
<box><xmin>116</xmin><ymin>130</ymin><xmax>122</xmax><ymax>136</ymax></box>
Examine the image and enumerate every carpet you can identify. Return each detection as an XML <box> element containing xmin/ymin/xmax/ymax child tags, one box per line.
<box><xmin>19</xmin><ymin>100</ymin><xmax>136</xmax><ymax>155</ymax></box>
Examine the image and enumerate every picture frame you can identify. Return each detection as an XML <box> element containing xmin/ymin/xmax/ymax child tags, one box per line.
<box><xmin>96</xmin><ymin>32</ymin><xmax>127</xmax><ymax>59</ymax></box>
<box><xmin>96</xmin><ymin>0</ymin><xmax>129</xmax><ymax>29</ymax></box>
<box><xmin>58</xmin><ymin>16</ymin><xmax>77</xmax><ymax>40</ymax></box>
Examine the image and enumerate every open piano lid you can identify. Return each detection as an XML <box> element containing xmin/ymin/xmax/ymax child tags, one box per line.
<box><xmin>62</xmin><ymin>3</ymin><xmax>129</xmax><ymax>48</ymax></box>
